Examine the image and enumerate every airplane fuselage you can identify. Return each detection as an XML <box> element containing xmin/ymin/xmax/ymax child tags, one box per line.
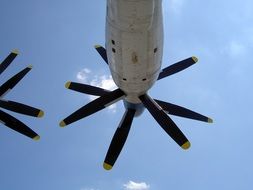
<box><xmin>106</xmin><ymin>0</ymin><xmax>163</xmax><ymax>104</ymax></box>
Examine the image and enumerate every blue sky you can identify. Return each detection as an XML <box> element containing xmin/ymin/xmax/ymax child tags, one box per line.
<box><xmin>0</xmin><ymin>0</ymin><xmax>253</xmax><ymax>189</ymax></box>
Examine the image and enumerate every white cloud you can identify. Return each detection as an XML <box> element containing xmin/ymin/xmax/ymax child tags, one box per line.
<box><xmin>90</xmin><ymin>75</ymin><xmax>117</xmax><ymax>91</ymax></box>
<box><xmin>76</xmin><ymin>68</ymin><xmax>91</xmax><ymax>82</ymax></box>
<box><xmin>123</xmin><ymin>181</ymin><xmax>150</xmax><ymax>190</ymax></box>
<box><xmin>76</xmin><ymin>68</ymin><xmax>118</xmax><ymax>112</ymax></box>
<box><xmin>227</xmin><ymin>41</ymin><xmax>246</xmax><ymax>57</ymax></box>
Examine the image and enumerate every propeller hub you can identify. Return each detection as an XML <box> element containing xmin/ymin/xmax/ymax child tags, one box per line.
<box><xmin>123</xmin><ymin>100</ymin><xmax>144</xmax><ymax>117</ymax></box>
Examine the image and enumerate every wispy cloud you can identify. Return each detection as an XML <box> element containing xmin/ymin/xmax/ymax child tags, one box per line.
<box><xmin>76</xmin><ymin>68</ymin><xmax>118</xmax><ymax>112</ymax></box>
<box><xmin>226</xmin><ymin>41</ymin><xmax>247</xmax><ymax>57</ymax></box>
<box><xmin>90</xmin><ymin>75</ymin><xmax>117</xmax><ymax>91</ymax></box>
<box><xmin>76</xmin><ymin>68</ymin><xmax>91</xmax><ymax>83</ymax></box>
<box><xmin>123</xmin><ymin>181</ymin><xmax>150</xmax><ymax>190</ymax></box>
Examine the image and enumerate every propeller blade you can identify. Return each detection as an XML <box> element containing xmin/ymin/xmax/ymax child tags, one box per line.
<box><xmin>155</xmin><ymin>99</ymin><xmax>213</xmax><ymax>123</ymax></box>
<box><xmin>60</xmin><ymin>88</ymin><xmax>125</xmax><ymax>127</ymax></box>
<box><xmin>65</xmin><ymin>81</ymin><xmax>110</xmax><ymax>96</ymax></box>
<box><xmin>0</xmin><ymin>50</ymin><xmax>19</xmax><ymax>75</ymax></box>
<box><xmin>103</xmin><ymin>109</ymin><xmax>136</xmax><ymax>170</ymax></box>
<box><xmin>0</xmin><ymin>65</ymin><xmax>32</xmax><ymax>97</ymax></box>
<box><xmin>94</xmin><ymin>45</ymin><xmax>108</xmax><ymax>64</ymax></box>
<box><xmin>0</xmin><ymin>110</ymin><xmax>40</xmax><ymax>140</ymax></box>
<box><xmin>0</xmin><ymin>99</ymin><xmax>44</xmax><ymax>118</ymax></box>
<box><xmin>158</xmin><ymin>56</ymin><xmax>198</xmax><ymax>80</ymax></box>
<box><xmin>139</xmin><ymin>94</ymin><xmax>190</xmax><ymax>149</ymax></box>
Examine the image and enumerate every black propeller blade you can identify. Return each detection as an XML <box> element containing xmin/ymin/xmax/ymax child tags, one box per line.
<box><xmin>0</xmin><ymin>51</ymin><xmax>44</xmax><ymax>140</ymax></box>
<box><xmin>158</xmin><ymin>56</ymin><xmax>198</xmax><ymax>80</ymax></box>
<box><xmin>139</xmin><ymin>94</ymin><xmax>190</xmax><ymax>149</ymax></box>
<box><xmin>155</xmin><ymin>99</ymin><xmax>213</xmax><ymax>123</ymax></box>
<box><xmin>94</xmin><ymin>45</ymin><xmax>108</xmax><ymax>64</ymax></box>
<box><xmin>0</xmin><ymin>50</ymin><xmax>19</xmax><ymax>75</ymax></box>
<box><xmin>60</xmin><ymin>88</ymin><xmax>125</xmax><ymax>127</ymax></box>
<box><xmin>0</xmin><ymin>99</ymin><xmax>44</xmax><ymax>118</ymax></box>
<box><xmin>0</xmin><ymin>110</ymin><xmax>40</xmax><ymax>140</ymax></box>
<box><xmin>103</xmin><ymin>108</ymin><xmax>135</xmax><ymax>170</ymax></box>
<box><xmin>0</xmin><ymin>65</ymin><xmax>32</xmax><ymax>97</ymax></box>
<box><xmin>65</xmin><ymin>81</ymin><xmax>110</xmax><ymax>96</ymax></box>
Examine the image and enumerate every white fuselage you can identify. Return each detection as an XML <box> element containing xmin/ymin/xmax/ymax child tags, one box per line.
<box><xmin>106</xmin><ymin>0</ymin><xmax>163</xmax><ymax>103</ymax></box>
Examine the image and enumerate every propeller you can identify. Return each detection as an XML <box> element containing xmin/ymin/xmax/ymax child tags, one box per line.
<box><xmin>60</xmin><ymin>88</ymin><xmax>125</xmax><ymax>127</ymax></box>
<box><xmin>103</xmin><ymin>108</ymin><xmax>135</xmax><ymax>170</ymax></box>
<box><xmin>60</xmin><ymin>54</ymin><xmax>213</xmax><ymax>170</ymax></box>
<box><xmin>0</xmin><ymin>100</ymin><xmax>44</xmax><ymax>118</ymax></box>
<box><xmin>158</xmin><ymin>56</ymin><xmax>198</xmax><ymax>80</ymax></box>
<box><xmin>0</xmin><ymin>50</ymin><xmax>44</xmax><ymax>140</ymax></box>
<box><xmin>0</xmin><ymin>50</ymin><xmax>19</xmax><ymax>75</ymax></box>
<box><xmin>154</xmin><ymin>99</ymin><xmax>213</xmax><ymax>123</ymax></box>
<box><xmin>65</xmin><ymin>81</ymin><xmax>110</xmax><ymax>96</ymax></box>
<box><xmin>0</xmin><ymin>65</ymin><xmax>33</xmax><ymax>97</ymax></box>
<box><xmin>139</xmin><ymin>94</ymin><xmax>190</xmax><ymax>149</ymax></box>
<box><xmin>0</xmin><ymin>110</ymin><xmax>40</xmax><ymax>140</ymax></box>
<box><xmin>94</xmin><ymin>45</ymin><xmax>108</xmax><ymax>64</ymax></box>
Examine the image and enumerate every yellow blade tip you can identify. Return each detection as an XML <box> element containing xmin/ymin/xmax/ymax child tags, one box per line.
<box><xmin>59</xmin><ymin>121</ymin><xmax>66</xmax><ymax>127</ymax></box>
<box><xmin>65</xmin><ymin>81</ymin><xmax>71</xmax><ymax>89</ymax></box>
<box><xmin>192</xmin><ymin>56</ymin><xmax>198</xmax><ymax>63</ymax></box>
<box><xmin>37</xmin><ymin>110</ymin><xmax>44</xmax><ymax>118</ymax></box>
<box><xmin>28</xmin><ymin>65</ymin><xmax>33</xmax><ymax>69</ymax></box>
<box><xmin>11</xmin><ymin>49</ymin><xmax>19</xmax><ymax>55</ymax></box>
<box><xmin>103</xmin><ymin>162</ymin><xmax>112</xmax><ymax>170</ymax></box>
<box><xmin>181</xmin><ymin>141</ymin><xmax>191</xmax><ymax>150</ymax></box>
<box><xmin>95</xmin><ymin>45</ymin><xmax>101</xmax><ymax>49</ymax></box>
<box><xmin>33</xmin><ymin>135</ymin><xmax>40</xmax><ymax>141</ymax></box>
<box><xmin>208</xmin><ymin>118</ymin><xmax>213</xmax><ymax>123</ymax></box>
